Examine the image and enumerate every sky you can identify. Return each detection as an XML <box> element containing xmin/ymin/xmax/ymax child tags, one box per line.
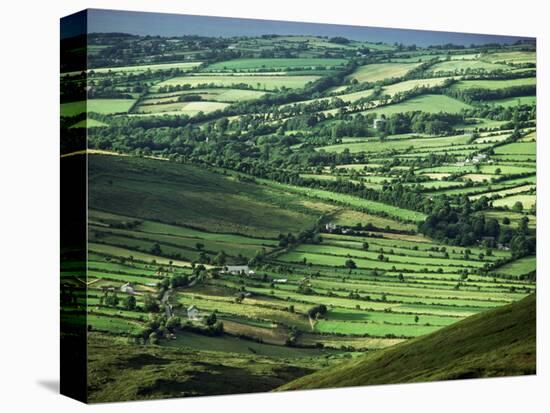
<box><xmin>62</xmin><ymin>8</ymin><xmax>533</xmax><ymax>46</ymax></box>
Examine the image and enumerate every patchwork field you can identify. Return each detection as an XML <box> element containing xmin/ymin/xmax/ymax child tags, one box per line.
<box><xmin>205</xmin><ymin>58</ymin><xmax>347</xmax><ymax>71</ymax></box>
<box><xmin>347</xmin><ymin>63</ymin><xmax>422</xmax><ymax>83</ymax></box>
<box><xmin>449</xmin><ymin>77</ymin><xmax>536</xmax><ymax>91</ymax></box>
<box><xmin>61</xmin><ymin>99</ymin><xmax>136</xmax><ymax>116</ymax></box>
<box><xmin>62</xmin><ymin>29</ymin><xmax>536</xmax><ymax>402</ymax></box>
<box><xmin>363</xmin><ymin>94</ymin><xmax>472</xmax><ymax>116</ymax></box>
<box><xmin>152</xmin><ymin>74</ymin><xmax>320</xmax><ymax>91</ymax></box>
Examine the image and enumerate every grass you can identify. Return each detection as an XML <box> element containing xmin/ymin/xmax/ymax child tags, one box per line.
<box><xmin>69</xmin><ymin>118</ymin><xmax>108</xmax><ymax>128</ymax></box>
<box><xmin>205</xmin><ymin>58</ymin><xmax>347</xmax><ymax>71</ymax></box>
<box><xmin>325</xmin><ymin>308</ymin><xmax>459</xmax><ymax>326</ymax></box>
<box><xmin>61</xmin><ymin>99</ymin><xmax>136</xmax><ymax>116</ymax></box>
<box><xmin>493</xmin><ymin>142</ymin><xmax>536</xmax><ymax>155</ymax></box>
<box><xmin>430</xmin><ymin>60</ymin><xmax>509</xmax><ymax>72</ymax></box>
<box><xmin>88</xmin><ymin>154</ymin><xmax>325</xmax><ymax>237</ymax></box>
<box><xmin>86</xmin><ymin>99</ymin><xmax>135</xmax><ymax>114</ymax></box>
<box><xmin>492</xmin><ymin>256</ymin><xmax>536</xmax><ymax>278</ymax></box>
<box><xmin>313</xmin><ymin>320</ymin><xmax>440</xmax><ymax>337</ymax></box>
<box><xmin>449</xmin><ymin>77</ymin><xmax>536</xmax><ymax>91</ymax></box>
<box><xmin>260</xmin><ymin>179</ymin><xmax>426</xmax><ymax>222</ymax></box>
<box><xmin>163</xmin><ymin>331</ymin><xmax>328</xmax><ymax>358</ymax></box>
<box><xmin>347</xmin><ymin>63</ymin><xmax>422</xmax><ymax>83</ymax></box>
<box><xmin>64</xmin><ymin>39</ymin><xmax>538</xmax><ymax>403</ymax></box>
<box><xmin>87</xmin><ymin>333</ymin><xmax>317</xmax><ymax>403</ymax></box>
<box><xmin>489</xmin><ymin>96</ymin><xmax>536</xmax><ymax>107</ymax></box>
<box><xmin>382</xmin><ymin>77</ymin><xmax>452</xmax><ymax>96</ymax></box>
<box><xmin>290</xmin><ymin>244</ymin><xmax>486</xmax><ymax>269</ymax></box>
<box><xmin>153</xmin><ymin>74</ymin><xmax>320</xmax><ymax>92</ymax></box>
<box><xmin>492</xmin><ymin>194</ymin><xmax>536</xmax><ymax>209</ymax></box>
<box><xmin>89</xmin><ymin>210</ymin><xmax>279</xmax><ymax>260</ymax></box>
<box><xmin>135</xmin><ymin>101</ymin><xmax>229</xmax><ymax>116</ymax></box>
<box><xmin>318</xmin><ymin>133</ymin><xmax>472</xmax><ymax>154</ymax></box>
<box><xmin>277</xmin><ymin>294</ymin><xmax>536</xmax><ymax>390</ymax></box>
<box><xmin>470</xmin><ymin>184</ymin><xmax>535</xmax><ymax>201</ymax></box>
<box><xmin>482</xmin><ymin>51</ymin><xmax>536</xmax><ymax>64</ymax></box>
<box><xmin>277</xmin><ymin>251</ymin><xmax>472</xmax><ymax>273</ymax></box>
<box><xmin>86</xmin><ymin>314</ymin><xmax>143</xmax><ymax>334</ymax></box>
<box><xmin>482</xmin><ymin>210</ymin><xmax>536</xmax><ymax>229</ymax></box>
<box><xmin>331</xmin><ymin>209</ymin><xmax>417</xmax><ymax>232</ymax></box>
<box><xmin>88</xmin><ymin>243</ymin><xmax>193</xmax><ymax>268</ymax></box>
<box><xmin>363</xmin><ymin>94</ymin><xmax>471</xmax><ymax>116</ymax></box>
<box><xmin>90</xmin><ymin>61</ymin><xmax>202</xmax><ymax>74</ymax></box>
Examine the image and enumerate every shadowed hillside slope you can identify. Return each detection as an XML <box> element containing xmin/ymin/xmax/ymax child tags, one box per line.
<box><xmin>278</xmin><ymin>294</ymin><xmax>536</xmax><ymax>391</ymax></box>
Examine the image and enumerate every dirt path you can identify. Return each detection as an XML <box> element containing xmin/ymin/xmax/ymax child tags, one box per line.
<box><xmin>308</xmin><ymin>316</ymin><xmax>316</xmax><ymax>331</ymax></box>
<box><xmin>161</xmin><ymin>288</ymin><xmax>173</xmax><ymax>318</ymax></box>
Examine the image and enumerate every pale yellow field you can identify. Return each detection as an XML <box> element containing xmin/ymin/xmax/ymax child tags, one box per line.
<box><xmin>347</xmin><ymin>62</ymin><xmax>422</xmax><ymax>83</ymax></box>
<box><xmin>482</xmin><ymin>51</ymin><xmax>536</xmax><ymax>64</ymax></box>
<box><xmin>421</xmin><ymin>173</ymin><xmax>452</xmax><ymax>180</ymax></box>
<box><xmin>461</xmin><ymin>174</ymin><xmax>496</xmax><ymax>182</ymax></box>
<box><xmin>153</xmin><ymin>74</ymin><xmax>320</xmax><ymax>91</ymax></box>
<box><xmin>382</xmin><ymin>77</ymin><xmax>452</xmax><ymax>96</ymax></box>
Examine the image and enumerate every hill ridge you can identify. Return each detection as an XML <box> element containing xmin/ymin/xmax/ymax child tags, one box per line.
<box><xmin>277</xmin><ymin>294</ymin><xmax>536</xmax><ymax>391</ymax></box>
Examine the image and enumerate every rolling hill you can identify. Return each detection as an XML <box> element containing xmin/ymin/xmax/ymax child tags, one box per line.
<box><xmin>277</xmin><ymin>294</ymin><xmax>536</xmax><ymax>391</ymax></box>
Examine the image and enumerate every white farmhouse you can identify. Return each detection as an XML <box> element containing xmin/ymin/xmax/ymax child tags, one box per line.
<box><xmin>187</xmin><ymin>305</ymin><xmax>200</xmax><ymax>321</ymax></box>
<box><xmin>120</xmin><ymin>282</ymin><xmax>135</xmax><ymax>295</ymax></box>
<box><xmin>325</xmin><ymin>222</ymin><xmax>337</xmax><ymax>232</ymax></box>
<box><xmin>222</xmin><ymin>265</ymin><xmax>253</xmax><ymax>275</ymax></box>
<box><xmin>373</xmin><ymin>117</ymin><xmax>387</xmax><ymax>130</ymax></box>
<box><xmin>273</xmin><ymin>279</ymin><xmax>288</xmax><ymax>284</ymax></box>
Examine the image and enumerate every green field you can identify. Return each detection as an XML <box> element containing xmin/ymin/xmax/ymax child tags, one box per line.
<box><xmin>347</xmin><ymin>63</ymin><xmax>422</xmax><ymax>83</ymax></box>
<box><xmin>89</xmin><ymin>154</ymin><xmax>325</xmax><ymax>237</ymax></box>
<box><xmin>489</xmin><ymin>95</ymin><xmax>536</xmax><ymax>107</ymax></box>
<box><xmin>206</xmin><ymin>58</ymin><xmax>347</xmax><ymax>71</ymax></box>
<box><xmin>449</xmin><ymin>77</ymin><xmax>536</xmax><ymax>91</ymax></box>
<box><xmin>259</xmin><ymin>179</ymin><xmax>427</xmax><ymax>222</ymax></box>
<box><xmin>492</xmin><ymin>194</ymin><xmax>536</xmax><ymax>209</ymax></box>
<box><xmin>430</xmin><ymin>60</ymin><xmax>510</xmax><ymax>73</ymax></box>
<box><xmin>492</xmin><ymin>256</ymin><xmax>536</xmax><ymax>278</ymax></box>
<box><xmin>62</xmin><ymin>29</ymin><xmax>537</xmax><ymax>402</ymax></box>
<box><xmin>363</xmin><ymin>94</ymin><xmax>471</xmax><ymax>116</ymax></box>
<box><xmin>134</xmin><ymin>101</ymin><xmax>229</xmax><ymax>115</ymax></box>
<box><xmin>89</xmin><ymin>61</ymin><xmax>201</xmax><ymax>74</ymax></box>
<box><xmin>318</xmin><ymin>134</ymin><xmax>472</xmax><ymax>154</ymax></box>
<box><xmin>382</xmin><ymin>77</ymin><xmax>451</xmax><ymax>96</ymax></box>
<box><xmin>278</xmin><ymin>295</ymin><xmax>536</xmax><ymax>390</ymax></box>
<box><xmin>69</xmin><ymin>118</ymin><xmax>108</xmax><ymax>128</ymax></box>
<box><xmin>493</xmin><ymin>142</ymin><xmax>536</xmax><ymax>155</ymax></box>
<box><xmin>482</xmin><ymin>51</ymin><xmax>536</xmax><ymax>64</ymax></box>
<box><xmin>153</xmin><ymin>74</ymin><xmax>320</xmax><ymax>91</ymax></box>
<box><xmin>61</xmin><ymin>99</ymin><xmax>136</xmax><ymax>116</ymax></box>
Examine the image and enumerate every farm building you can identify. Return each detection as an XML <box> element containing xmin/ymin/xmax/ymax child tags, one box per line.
<box><xmin>100</xmin><ymin>285</ymin><xmax>116</xmax><ymax>292</ymax></box>
<box><xmin>373</xmin><ymin>117</ymin><xmax>387</xmax><ymax>129</ymax></box>
<box><xmin>273</xmin><ymin>279</ymin><xmax>288</xmax><ymax>284</ymax></box>
<box><xmin>120</xmin><ymin>282</ymin><xmax>135</xmax><ymax>295</ymax></box>
<box><xmin>325</xmin><ymin>222</ymin><xmax>337</xmax><ymax>232</ymax></box>
<box><xmin>222</xmin><ymin>265</ymin><xmax>254</xmax><ymax>275</ymax></box>
<box><xmin>187</xmin><ymin>305</ymin><xmax>200</xmax><ymax>321</ymax></box>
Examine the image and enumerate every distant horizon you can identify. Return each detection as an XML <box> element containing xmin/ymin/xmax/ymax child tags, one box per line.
<box><xmin>61</xmin><ymin>8</ymin><xmax>534</xmax><ymax>47</ymax></box>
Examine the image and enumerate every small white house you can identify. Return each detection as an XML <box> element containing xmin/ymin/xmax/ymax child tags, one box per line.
<box><xmin>273</xmin><ymin>279</ymin><xmax>288</xmax><ymax>284</ymax></box>
<box><xmin>373</xmin><ymin>117</ymin><xmax>387</xmax><ymax>129</ymax></box>
<box><xmin>120</xmin><ymin>282</ymin><xmax>135</xmax><ymax>295</ymax></box>
<box><xmin>223</xmin><ymin>265</ymin><xmax>253</xmax><ymax>276</ymax></box>
<box><xmin>187</xmin><ymin>305</ymin><xmax>200</xmax><ymax>321</ymax></box>
<box><xmin>325</xmin><ymin>222</ymin><xmax>337</xmax><ymax>233</ymax></box>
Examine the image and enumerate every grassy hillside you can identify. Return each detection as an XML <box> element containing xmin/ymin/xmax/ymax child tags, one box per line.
<box><xmin>277</xmin><ymin>294</ymin><xmax>536</xmax><ymax>391</ymax></box>
<box><xmin>87</xmin><ymin>333</ymin><xmax>316</xmax><ymax>403</ymax></box>
<box><xmin>88</xmin><ymin>155</ymin><xmax>324</xmax><ymax>237</ymax></box>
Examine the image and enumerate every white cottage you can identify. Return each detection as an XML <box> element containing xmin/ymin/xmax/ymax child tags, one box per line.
<box><xmin>222</xmin><ymin>265</ymin><xmax>253</xmax><ymax>275</ymax></box>
<box><xmin>120</xmin><ymin>282</ymin><xmax>135</xmax><ymax>295</ymax></box>
<box><xmin>187</xmin><ymin>305</ymin><xmax>200</xmax><ymax>321</ymax></box>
